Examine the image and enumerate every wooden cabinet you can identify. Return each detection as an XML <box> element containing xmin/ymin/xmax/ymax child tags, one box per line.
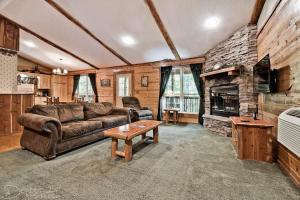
<box><xmin>0</xmin><ymin>94</ymin><xmax>34</xmax><ymax>135</ymax></box>
<box><xmin>0</xmin><ymin>17</ymin><xmax>19</xmax><ymax>51</ymax></box>
<box><xmin>37</xmin><ymin>75</ymin><xmax>51</xmax><ymax>89</ymax></box>
<box><xmin>231</xmin><ymin>117</ymin><xmax>274</xmax><ymax>163</ymax></box>
<box><xmin>278</xmin><ymin>143</ymin><xmax>300</xmax><ymax>187</ymax></box>
<box><xmin>50</xmin><ymin>75</ymin><xmax>68</xmax><ymax>102</ymax></box>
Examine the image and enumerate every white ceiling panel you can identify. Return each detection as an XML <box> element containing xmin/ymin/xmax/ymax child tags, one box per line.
<box><xmin>54</xmin><ymin>0</ymin><xmax>175</xmax><ymax>63</ymax></box>
<box><xmin>19</xmin><ymin>30</ymin><xmax>91</xmax><ymax>71</ymax></box>
<box><xmin>152</xmin><ymin>0</ymin><xmax>256</xmax><ymax>58</ymax></box>
<box><xmin>0</xmin><ymin>0</ymin><xmax>125</xmax><ymax>68</ymax></box>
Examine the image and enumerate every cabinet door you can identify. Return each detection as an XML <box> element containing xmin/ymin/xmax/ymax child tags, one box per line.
<box><xmin>38</xmin><ymin>75</ymin><xmax>51</xmax><ymax>89</ymax></box>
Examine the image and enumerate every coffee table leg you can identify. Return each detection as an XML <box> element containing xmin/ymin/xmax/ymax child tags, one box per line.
<box><xmin>124</xmin><ymin>140</ymin><xmax>133</xmax><ymax>161</ymax></box>
<box><xmin>111</xmin><ymin>138</ymin><xmax>118</xmax><ymax>158</ymax></box>
<box><xmin>153</xmin><ymin>127</ymin><xmax>159</xmax><ymax>144</ymax></box>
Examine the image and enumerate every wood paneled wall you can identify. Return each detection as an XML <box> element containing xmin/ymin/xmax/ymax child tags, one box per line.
<box><xmin>257</xmin><ymin>0</ymin><xmax>300</xmax><ymax>135</ymax></box>
<box><xmin>68</xmin><ymin>66</ymin><xmax>199</xmax><ymax>123</ymax></box>
<box><xmin>0</xmin><ymin>94</ymin><xmax>34</xmax><ymax>135</ymax></box>
<box><xmin>257</xmin><ymin>0</ymin><xmax>300</xmax><ymax>186</ymax></box>
<box><xmin>96</xmin><ymin>65</ymin><xmax>160</xmax><ymax>118</ymax></box>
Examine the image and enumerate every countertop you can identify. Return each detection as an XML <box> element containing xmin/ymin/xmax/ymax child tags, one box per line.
<box><xmin>230</xmin><ymin>116</ymin><xmax>274</xmax><ymax>127</ymax></box>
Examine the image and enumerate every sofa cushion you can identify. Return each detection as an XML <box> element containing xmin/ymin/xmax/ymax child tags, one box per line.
<box><xmin>31</xmin><ymin>105</ymin><xmax>59</xmax><ymax>120</ymax></box>
<box><xmin>56</xmin><ymin>104</ymin><xmax>73</xmax><ymax>123</ymax></box>
<box><xmin>136</xmin><ymin>110</ymin><xmax>153</xmax><ymax>117</ymax></box>
<box><xmin>69</xmin><ymin>104</ymin><xmax>84</xmax><ymax>121</ymax></box>
<box><xmin>82</xmin><ymin>102</ymin><xmax>113</xmax><ymax>119</ymax></box>
<box><xmin>56</xmin><ymin>104</ymin><xmax>84</xmax><ymax>123</ymax></box>
<box><xmin>62</xmin><ymin>121</ymin><xmax>103</xmax><ymax>140</ymax></box>
<box><xmin>88</xmin><ymin>115</ymin><xmax>128</xmax><ymax>128</ymax></box>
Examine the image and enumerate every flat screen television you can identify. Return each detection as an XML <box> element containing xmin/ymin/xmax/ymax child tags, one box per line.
<box><xmin>253</xmin><ymin>54</ymin><xmax>278</xmax><ymax>93</ymax></box>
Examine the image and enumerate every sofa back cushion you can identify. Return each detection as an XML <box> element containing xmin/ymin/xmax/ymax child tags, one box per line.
<box><xmin>56</xmin><ymin>104</ymin><xmax>84</xmax><ymax>123</ymax></box>
<box><xmin>31</xmin><ymin>105</ymin><xmax>60</xmax><ymax>120</ymax></box>
<box><xmin>82</xmin><ymin>102</ymin><xmax>113</xmax><ymax>119</ymax></box>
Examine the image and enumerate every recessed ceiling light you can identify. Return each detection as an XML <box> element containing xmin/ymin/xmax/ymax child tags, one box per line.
<box><xmin>204</xmin><ymin>16</ymin><xmax>221</xmax><ymax>30</ymax></box>
<box><xmin>23</xmin><ymin>40</ymin><xmax>37</xmax><ymax>48</ymax></box>
<box><xmin>120</xmin><ymin>35</ymin><xmax>136</xmax><ymax>46</ymax></box>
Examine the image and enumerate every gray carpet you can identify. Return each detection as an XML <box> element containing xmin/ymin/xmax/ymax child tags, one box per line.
<box><xmin>0</xmin><ymin>124</ymin><xmax>299</xmax><ymax>200</ymax></box>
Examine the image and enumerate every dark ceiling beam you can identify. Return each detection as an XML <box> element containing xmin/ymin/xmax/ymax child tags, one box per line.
<box><xmin>45</xmin><ymin>0</ymin><xmax>131</xmax><ymax>65</ymax></box>
<box><xmin>144</xmin><ymin>0</ymin><xmax>181</xmax><ymax>60</ymax></box>
<box><xmin>250</xmin><ymin>0</ymin><xmax>266</xmax><ymax>24</ymax></box>
<box><xmin>0</xmin><ymin>14</ymin><xmax>99</xmax><ymax>69</ymax></box>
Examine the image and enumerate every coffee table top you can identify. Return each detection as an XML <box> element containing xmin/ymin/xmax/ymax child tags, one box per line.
<box><xmin>104</xmin><ymin>120</ymin><xmax>162</xmax><ymax>140</ymax></box>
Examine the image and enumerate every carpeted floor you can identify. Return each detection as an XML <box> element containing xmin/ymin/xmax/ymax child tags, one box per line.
<box><xmin>0</xmin><ymin>124</ymin><xmax>299</xmax><ymax>200</ymax></box>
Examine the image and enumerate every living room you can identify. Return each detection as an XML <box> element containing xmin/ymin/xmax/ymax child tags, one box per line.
<box><xmin>0</xmin><ymin>0</ymin><xmax>299</xmax><ymax>199</ymax></box>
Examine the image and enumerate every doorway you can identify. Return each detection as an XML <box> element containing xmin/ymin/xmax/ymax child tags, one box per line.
<box><xmin>115</xmin><ymin>73</ymin><xmax>132</xmax><ymax>107</ymax></box>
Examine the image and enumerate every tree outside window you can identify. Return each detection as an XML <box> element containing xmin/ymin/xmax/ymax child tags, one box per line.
<box><xmin>76</xmin><ymin>75</ymin><xmax>95</xmax><ymax>102</ymax></box>
<box><xmin>163</xmin><ymin>67</ymin><xmax>199</xmax><ymax>113</ymax></box>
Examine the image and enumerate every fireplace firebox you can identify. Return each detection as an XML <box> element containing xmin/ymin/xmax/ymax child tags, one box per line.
<box><xmin>210</xmin><ymin>85</ymin><xmax>239</xmax><ymax>117</ymax></box>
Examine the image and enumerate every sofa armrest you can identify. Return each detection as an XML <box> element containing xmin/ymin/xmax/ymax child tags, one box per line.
<box><xmin>111</xmin><ymin>107</ymin><xmax>132</xmax><ymax>115</ymax></box>
<box><xmin>111</xmin><ymin>107</ymin><xmax>132</xmax><ymax>123</ymax></box>
<box><xmin>17</xmin><ymin>113</ymin><xmax>62</xmax><ymax>140</ymax></box>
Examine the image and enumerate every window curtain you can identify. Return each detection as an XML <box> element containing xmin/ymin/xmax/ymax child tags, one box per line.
<box><xmin>88</xmin><ymin>73</ymin><xmax>99</xmax><ymax>103</ymax></box>
<box><xmin>190</xmin><ymin>63</ymin><xmax>205</xmax><ymax>125</ymax></box>
<box><xmin>157</xmin><ymin>66</ymin><xmax>172</xmax><ymax>121</ymax></box>
<box><xmin>72</xmin><ymin>75</ymin><xmax>80</xmax><ymax>99</ymax></box>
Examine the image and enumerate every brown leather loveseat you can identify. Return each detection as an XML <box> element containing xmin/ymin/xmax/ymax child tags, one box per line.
<box><xmin>17</xmin><ymin>102</ymin><xmax>131</xmax><ymax>160</ymax></box>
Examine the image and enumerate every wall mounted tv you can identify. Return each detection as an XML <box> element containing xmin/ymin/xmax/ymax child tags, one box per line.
<box><xmin>253</xmin><ymin>54</ymin><xmax>278</xmax><ymax>93</ymax></box>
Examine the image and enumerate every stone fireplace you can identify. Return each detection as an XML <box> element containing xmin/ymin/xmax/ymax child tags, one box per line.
<box><xmin>203</xmin><ymin>25</ymin><xmax>258</xmax><ymax>136</ymax></box>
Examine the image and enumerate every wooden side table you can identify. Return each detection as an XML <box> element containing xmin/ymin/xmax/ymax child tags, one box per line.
<box><xmin>231</xmin><ymin>116</ymin><xmax>274</xmax><ymax>163</ymax></box>
<box><xmin>163</xmin><ymin>108</ymin><xmax>180</xmax><ymax>124</ymax></box>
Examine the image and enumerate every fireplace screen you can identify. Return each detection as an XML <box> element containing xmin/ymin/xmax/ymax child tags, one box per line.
<box><xmin>210</xmin><ymin>85</ymin><xmax>239</xmax><ymax>117</ymax></box>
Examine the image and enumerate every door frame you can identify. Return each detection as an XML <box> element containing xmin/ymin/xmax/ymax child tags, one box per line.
<box><xmin>113</xmin><ymin>71</ymin><xmax>134</xmax><ymax>106</ymax></box>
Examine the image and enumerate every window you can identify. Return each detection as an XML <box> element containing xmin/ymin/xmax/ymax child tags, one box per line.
<box><xmin>163</xmin><ymin>67</ymin><xmax>199</xmax><ymax>113</ymax></box>
<box><xmin>76</xmin><ymin>75</ymin><xmax>95</xmax><ymax>102</ymax></box>
<box><xmin>118</xmin><ymin>76</ymin><xmax>129</xmax><ymax>97</ymax></box>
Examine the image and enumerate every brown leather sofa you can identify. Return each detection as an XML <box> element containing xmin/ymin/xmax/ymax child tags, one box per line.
<box><xmin>17</xmin><ymin>102</ymin><xmax>131</xmax><ymax>160</ymax></box>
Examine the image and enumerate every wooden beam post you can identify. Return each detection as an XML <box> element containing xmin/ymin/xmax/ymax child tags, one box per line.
<box><xmin>0</xmin><ymin>14</ymin><xmax>100</xmax><ymax>69</ymax></box>
<box><xmin>144</xmin><ymin>0</ymin><xmax>181</xmax><ymax>60</ymax></box>
<box><xmin>250</xmin><ymin>0</ymin><xmax>266</xmax><ymax>24</ymax></box>
<box><xmin>45</xmin><ymin>0</ymin><xmax>131</xmax><ymax>65</ymax></box>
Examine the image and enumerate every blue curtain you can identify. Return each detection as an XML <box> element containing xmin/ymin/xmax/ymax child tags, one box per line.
<box><xmin>157</xmin><ymin>66</ymin><xmax>172</xmax><ymax>120</ymax></box>
<box><xmin>190</xmin><ymin>63</ymin><xmax>204</xmax><ymax>125</ymax></box>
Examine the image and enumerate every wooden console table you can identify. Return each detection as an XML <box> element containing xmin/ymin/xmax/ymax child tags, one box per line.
<box><xmin>231</xmin><ymin>117</ymin><xmax>274</xmax><ymax>163</ymax></box>
<box><xmin>163</xmin><ymin>108</ymin><xmax>180</xmax><ymax>124</ymax></box>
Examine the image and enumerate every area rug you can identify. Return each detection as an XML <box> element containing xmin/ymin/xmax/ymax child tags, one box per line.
<box><xmin>0</xmin><ymin>124</ymin><xmax>299</xmax><ymax>200</ymax></box>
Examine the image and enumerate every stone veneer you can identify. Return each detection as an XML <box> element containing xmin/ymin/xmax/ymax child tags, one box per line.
<box><xmin>203</xmin><ymin>25</ymin><xmax>258</xmax><ymax>136</ymax></box>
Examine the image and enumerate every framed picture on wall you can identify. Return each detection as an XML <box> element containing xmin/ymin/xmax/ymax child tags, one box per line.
<box><xmin>100</xmin><ymin>79</ymin><xmax>111</xmax><ymax>87</ymax></box>
<box><xmin>141</xmin><ymin>76</ymin><xmax>149</xmax><ymax>87</ymax></box>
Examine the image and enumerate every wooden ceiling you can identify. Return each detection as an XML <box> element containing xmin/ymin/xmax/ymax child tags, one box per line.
<box><xmin>0</xmin><ymin>0</ymin><xmax>258</xmax><ymax>70</ymax></box>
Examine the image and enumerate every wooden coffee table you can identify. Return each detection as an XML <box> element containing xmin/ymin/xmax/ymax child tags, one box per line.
<box><xmin>103</xmin><ymin>120</ymin><xmax>162</xmax><ymax>161</ymax></box>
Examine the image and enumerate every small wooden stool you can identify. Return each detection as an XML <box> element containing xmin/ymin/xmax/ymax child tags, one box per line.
<box><xmin>163</xmin><ymin>108</ymin><xmax>180</xmax><ymax>124</ymax></box>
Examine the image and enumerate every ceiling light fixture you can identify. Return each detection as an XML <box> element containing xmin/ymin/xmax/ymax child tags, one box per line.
<box><xmin>121</xmin><ymin>35</ymin><xmax>136</xmax><ymax>46</ymax></box>
<box><xmin>53</xmin><ymin>58</ymin><xmax>68</xmax><ymax>75</ymax></box>
<box><xmin>203</xmin><ymin>16</ymin><xmax>221</xmax><ymax>30</ymax></box>
<box><xmin>23</xmin><ymin>40</ymin><xmax>37</xmax><ymax>48</ymax></box>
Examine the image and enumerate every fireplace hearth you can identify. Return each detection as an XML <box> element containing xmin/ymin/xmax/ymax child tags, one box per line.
<box><xmin>210</xmin><ymin>85</ymin><xmax>239</xmax><ymax>117</ymax></box>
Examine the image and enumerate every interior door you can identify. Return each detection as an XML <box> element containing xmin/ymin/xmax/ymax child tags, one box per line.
<box><xmin>116</xmin><ymin>73</ymin><xmax>132</xmax><ymax>107</ymax></box>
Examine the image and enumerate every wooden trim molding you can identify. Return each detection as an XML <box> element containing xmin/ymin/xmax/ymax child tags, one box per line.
<box><xmin>144</xmin><ymin>0</ymin><xmax>181</xmax><ymax>60</ymax></box>
<box><xmin>45</xmin><ymin>0</ymin><xmax>131</xmax><ymax>65</ymax></box>
<box><xmin>105</xmin><ymin>56</ymin><xmax>205</xmax><ymax>69</ymax></box>
<box><xmin>250</xmin><ymin>0</ymin><xmax>266</xmax><ymax>24</ymax></box>
<box><xmin>0</xmin><ymin>14</ymin><xmax>99</xmax><ymax>69</ymax></box>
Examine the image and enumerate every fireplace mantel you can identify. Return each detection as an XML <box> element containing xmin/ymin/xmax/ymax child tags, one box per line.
<box><xmin>200</xmin><ymin>66</ymin><xmax>241</xmax><ymax>79</ymax></box>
